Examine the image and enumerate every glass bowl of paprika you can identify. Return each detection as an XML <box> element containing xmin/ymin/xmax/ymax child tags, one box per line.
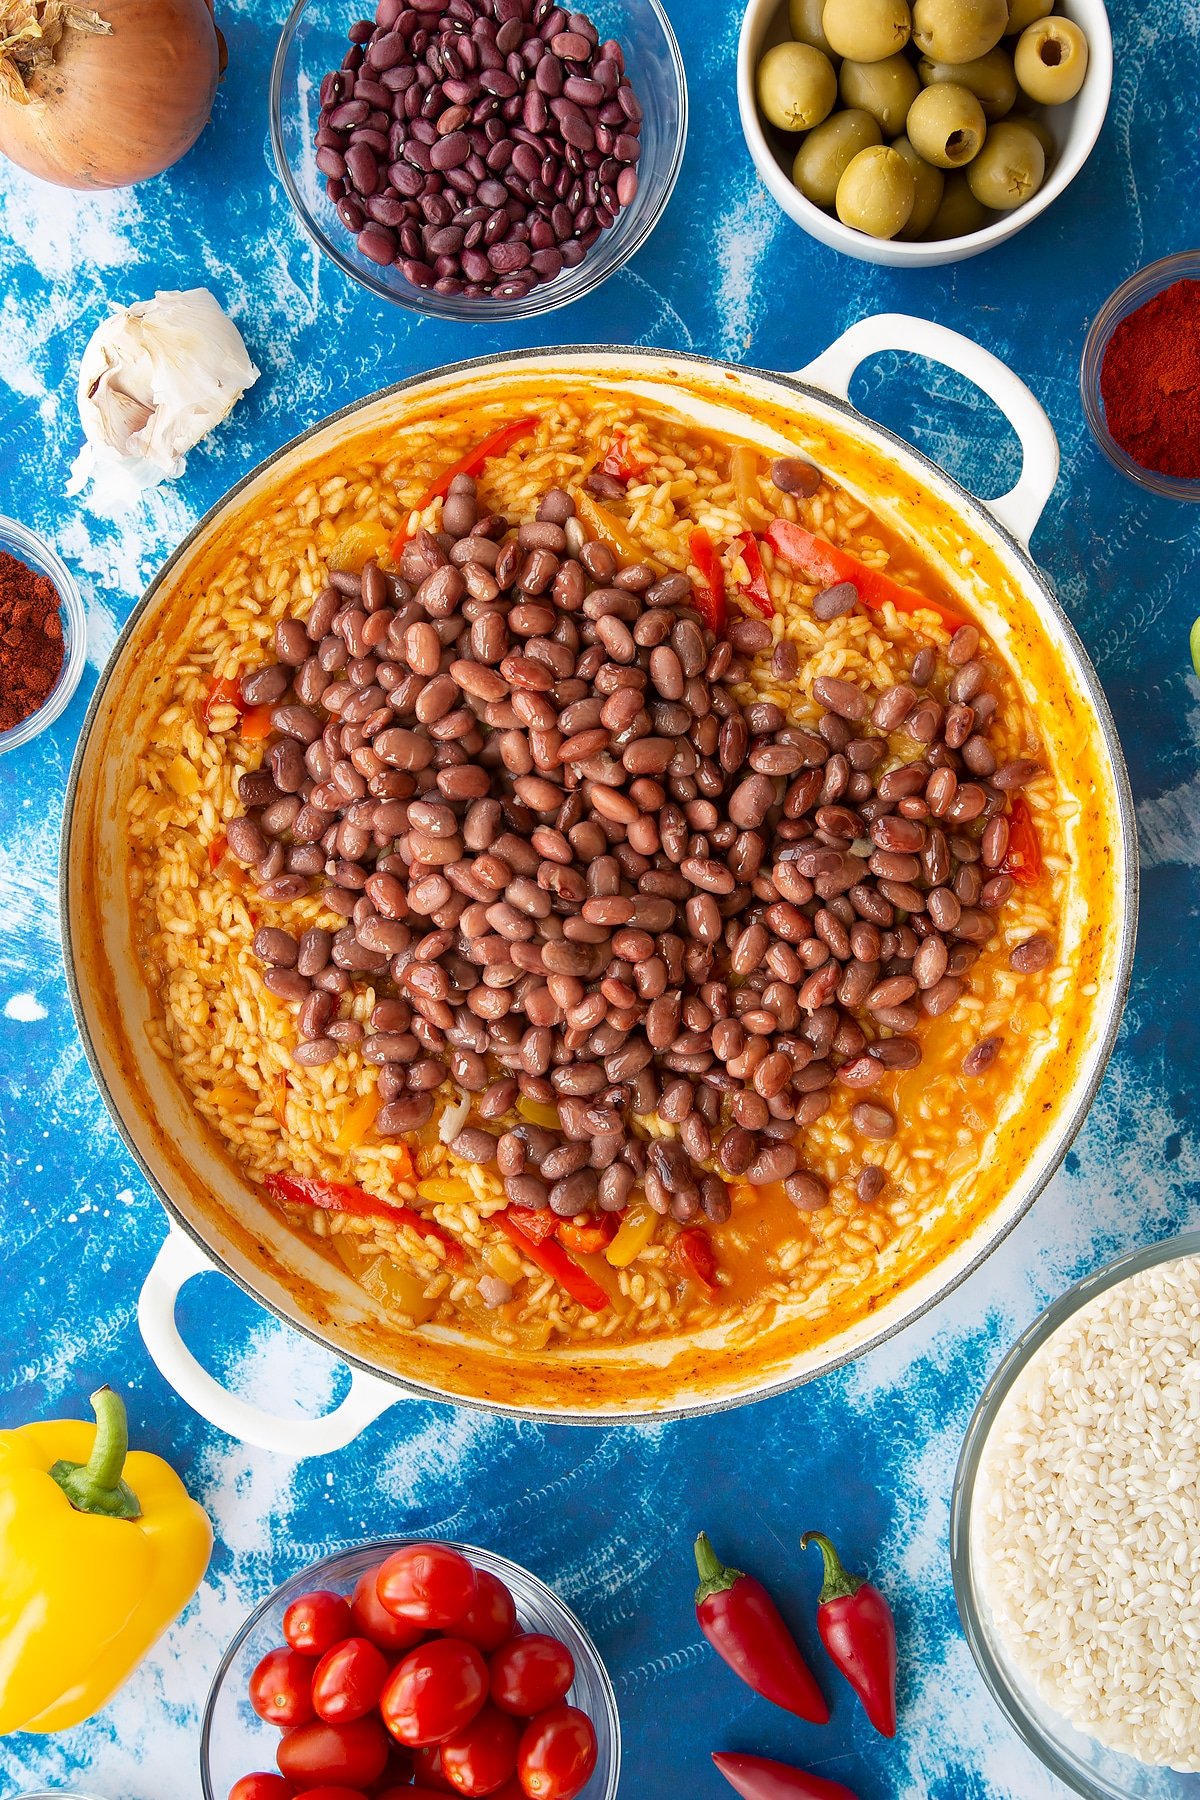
<box><xmin>0</xmin><ymin>516</ymin><xmax>88</xmax><ymax>755</ymax></box>
<box><xmin>1080</xmin><ymin>249</ymin><xmax>1200</xmax><ymax>502</ymax></box>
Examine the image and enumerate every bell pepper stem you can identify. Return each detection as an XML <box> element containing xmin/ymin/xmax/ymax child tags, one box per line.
<box><xmin>694</xmin><ymin>1531</ymin><xmax>744</xmax><ymax>1604</ymax></box>
<box><xmin>801</xmin><ymin>1530</ymin><xmax>863</xmax><ymax>1604</ymax></box>
<box><xmin>49</xmin><ymin>1387</ymin><xmax>142</xmax><ymax>1521</ymax></box>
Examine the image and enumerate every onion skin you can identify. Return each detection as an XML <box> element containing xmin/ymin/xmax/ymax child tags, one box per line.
<box><xmin>0</xmin><ymin>0</ymin><xmax>220</xmax><ymax>190</ymax></box>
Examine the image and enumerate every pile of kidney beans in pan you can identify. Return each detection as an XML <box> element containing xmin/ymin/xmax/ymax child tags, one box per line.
<box><xmin>232</xmin><ymin>1541</ymin><xmax>597</xmax><ymax>1800</ymax></box>
<box><xmin>315</xmin><ymin>0</ymin><xmax>643</xmax><ymax>299</ymax></box>
<box><xmin>228</xmin><ymin>465</ymin><xmax>1051</xmax><ymax>1225</ymax></box>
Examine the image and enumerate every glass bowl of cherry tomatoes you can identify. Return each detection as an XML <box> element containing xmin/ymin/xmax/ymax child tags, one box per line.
<box><xmin>201</xmin><ymin>1538</ymin><xmax>621</xmax><ymax>1800</ymax></box>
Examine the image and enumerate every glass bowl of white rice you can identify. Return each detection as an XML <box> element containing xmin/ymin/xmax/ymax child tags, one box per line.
<box><xmin>952</xmin><ymin>1232</ymin><xmax>1200</xmax><ymax>1800</ymax></box>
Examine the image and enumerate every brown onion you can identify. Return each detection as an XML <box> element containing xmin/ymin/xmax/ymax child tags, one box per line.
<box><xmin>0</xmin><ymin>0</ymin><xmax>221</xmax><ymax>189</ymax></box>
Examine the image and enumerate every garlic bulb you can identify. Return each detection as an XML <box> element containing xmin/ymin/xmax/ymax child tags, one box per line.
<box><xmin>67</xmin><ymin>288</ymin><xmax>259</xmax><ymax>509</ymax></box>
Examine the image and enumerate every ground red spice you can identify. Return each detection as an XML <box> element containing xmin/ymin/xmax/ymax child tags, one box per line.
<box><xmin>1099</xmin><ymin>278</ymin><xmax>1200</xmax><ymax>480</ymax></box>
<box><xmin>0</xmin><ymin>548</ymin><xmax>65</xmax><ymax>732</ymax></box>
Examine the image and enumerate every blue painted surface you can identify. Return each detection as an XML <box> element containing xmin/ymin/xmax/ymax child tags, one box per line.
<box><xmin>0</xmin><ymin>0</ymin><xmax>1197</xmax><ymax>1793</ymax></box>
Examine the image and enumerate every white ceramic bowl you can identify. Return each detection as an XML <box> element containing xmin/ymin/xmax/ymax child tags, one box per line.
<box><xmin>737</xmin><ymin>0</ymin><xmax>1113</xmax><ymax>266</ymax></box>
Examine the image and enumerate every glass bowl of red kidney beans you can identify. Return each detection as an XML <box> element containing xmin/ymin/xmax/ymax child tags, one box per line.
<box><xmin>201</xmin><ymin>1538</ymin><xmax>621</xmax><ymax>1799</ymax></box>
<box><xmin>269</xmin><ymin>0</ymin><xmax>686</xmax><ymax>318</ymax></box>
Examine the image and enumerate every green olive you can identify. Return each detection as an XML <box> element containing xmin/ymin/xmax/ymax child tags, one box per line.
<box><xmin>822</xmin><ymin>0</ymin><xmax>912</xmax><ymax>63</ymax></box>
<box><xmin>1011</xmin><ymin>108</ymin><xmax>1056</xmax><ymax>158</ymax></box>
<box><xmin>923</xmin><ymin>167</ymin><xmax>992</xmax><ymax>236</ymax></box>
<box><xmin>790</xmin><ymin>0</ymin><xmax>839</xmax><ymax>56</ymax></box>
<box><xmin>892</xmin><ymin>134</ymin><xmax>946</xmax><ymax>236</ymax></box>
<box><xmin>792</xmin><ymin>107</ymin><xmax>883</xmax><ymax>207</ymax></box>
<box><xmin>839</xmin><ymin>52</ymin><xmax>922</xmax><ymax>134</ymax></box>
<box><xmin>1014</xmin><ymin>16</ymin><xmax>1089</xmax><ymax>103</ymax></box>
<box><xmin>918</xmin><ymin>46</ymin><xmax>1017</xmax><ymax>118</ymax></box>
<box><xmin>905</xmin><ymin>81</ymin><xmax>987</xmax><ymax>165</ymax></box>
<box><xmin>965</xmin><ymin>116</ymin><xmax>1045</xmax><ymax>206</ymax></box>
<box><xmin>757</xmin><ymin>41</ymin><xmax>839</xmax><ymax>131</ymax></box>
<box><xmin>1004</xmin><ymin>0</ymin><xmax>1051</xmax><ymax>34</ymax></box>
<box><xmin>835</xmin><ymin>142</ymin><xmax>917</xmax><ymax>236</ymax></box>
<box><xmin>911</xmin><ymin>0</ymin><xmax>1008</xmax><ymax>64</ymax></box>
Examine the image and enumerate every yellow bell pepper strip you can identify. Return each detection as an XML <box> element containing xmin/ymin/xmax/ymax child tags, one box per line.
<box><xmin>733</xmin><ymin>531</ymin><xmax>773</xmax><ymax>618</ymax></box>
<box><xmin>766</xmin><ymin>519</ymin><xmax>967</xmax><ymax>636</ymax></box>
<box><xmin>263</xmin><ymin>1173</ymin><xmax>462</xmax><ymax>1265</ymax></box>
<box><xmin>391</xmin><ymin>416</ymin><xmax>538</xmax><ymax>555</ymax></box>
<box><xmin>729</xmin><ymin>444</ymin><xmax>761</xmax><ymax>517</ymax></box>
<box><xmin>164</xmin><ymin>754</ymin><xmax>200</xmax><ymax>798</ymax></box>
<box><xmin>1001</xmin><ymin>796</ymin><xmax>1042</xmax><ymax>887</ymax></box>
<box><xmin>516</xmin><ymin>1095</ymin><xmax>561</xmax><ymax>1131</ymax></box>
<box><xmin>334</xmin><ymin>1087</ymin><xmax>381</xmax><ymax>1153</ymax></box>
<box><xmin>497</xmin><ymin>1210</ymin><xmax>610</xmax><ymax>1313</ymax></box>
<box><xmin>0</xmin><ymin>1386</ymin><xmax>211</xmax><ymax>1734</ymax></box>
<box><xmin>605</xmin><ymin>1199</ymin><xmax>657</xmax><ymax>1268</ymax></box>
<box><xmin>689</xmin><ymin>527</ymin><xmax>727</xmax><ymax>635</ymax></box>
<box><xmin>574</xmin><ymin>490</ymin><xmax>660</xmax><ymax>570</ymax></box>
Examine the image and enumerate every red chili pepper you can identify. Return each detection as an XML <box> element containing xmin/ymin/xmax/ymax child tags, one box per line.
<box><xmin>689</xmin><ymin>526</ymin><xmax>727</xmax><ymax>635</ymax></box>
<box><xmin>391</xmin><ymin>417</ymin><xmax>538</xmax><ymax>553</ymax></box>
<box><xmin>263</xmin><ymin>1174</ymin><xmax>463</xmax><ymax>1266</ymax></box>
<box><xmin>801</xmin><ymin>1530</ymin><xmax>897</xmax><ymax>1738</ymax></box>
<box><xmin>733</xmin><ymin>531</ymin><xmax>773</xmax><ymax>618</ymax></box>
<box><xmin>712</xmin><ymin>1752</ymin><xmax>860</xmax><ymax>1800</ymax></box>
<box><xmin>693</xmin><ymin>1533</ymin><xmax>828</xmax><ymax>1724</ymax></box>
<box><xmin>670</xmin><ymin>1228</ymin><xmax>720</xmax><ymax>1295</ymax></box>
<box><xmin>766</xmin><ymin>519</ymin><xmax>967</xmax><ymax>636</ymax></box>
<box><xmin>497</xmin><ymin>1210</ymin><xmax>610</xmax><ymax>1313</ymax></box>
<box><xmin>1001</xmin><ymin>796</ymin><xmax>1042</xmax><ymax>887</ymax></box>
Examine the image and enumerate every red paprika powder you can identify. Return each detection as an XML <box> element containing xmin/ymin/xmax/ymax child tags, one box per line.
<box><xmin>0</xmin><ymin>548</ymin><xmax>65</xmax><ymax>732</ymax></box>
<box><xmin>1099</xmin><ymin>278</ymin><xmax>1200</xmax><ymax>479</ymax></box>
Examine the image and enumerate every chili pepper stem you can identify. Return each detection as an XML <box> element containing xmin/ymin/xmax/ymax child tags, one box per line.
<box><xmin>49</xmin><ymin>1386</ymin><xmax>142</xmax><ymax>1521</ymax></box>
<box><xmin>693</xmin><ymin>1532</ymin><xmax>744</xmax><ymax>1603</ymax></box>
<box><xmin>801</xmin><ymin>1531</ymin><xmax>864</xmax><ymax>1604</ymax></box>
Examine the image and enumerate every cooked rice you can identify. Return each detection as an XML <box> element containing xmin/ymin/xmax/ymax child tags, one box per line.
<box><xmin>126</xmin><ymin>389</ymin><xmax>1068</xmax><ymax>1351</ymax></box>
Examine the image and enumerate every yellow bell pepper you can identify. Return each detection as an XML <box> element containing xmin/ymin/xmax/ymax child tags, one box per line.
<box><xmin>605</xmin><ymin>1200</ymin><xmax>658</xmax><ymax>1268</ymax></box>
<box><xmin>0</xmin><ymin>1386</ymin><xmax>212</xmax><ymax>1734</ymax></box>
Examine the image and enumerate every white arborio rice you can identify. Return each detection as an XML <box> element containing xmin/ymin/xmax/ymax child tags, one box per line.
<box><xmin>973</xmin><ymin>1256</ymin><xmax>1200</xmax><ymax>1772</ymax></box>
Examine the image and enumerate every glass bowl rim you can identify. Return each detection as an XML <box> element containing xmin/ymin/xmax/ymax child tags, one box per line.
<box><xmin>951</xmin><ymin>1229</ymin><xmax>1200</xmax><ymax>1800</ymax></box>
<box><xmin>1079</xmin><ymin>248</ymin><xmax>1200</xmax><ymax>503</ymax></box>
<box><xmin>0</xmin><ymin>515</ymin><xmax>87</xmax><ymax>755</ymax></box>
<box><xmin>199</xmin><ymin>1536</ymin><xmax>622</xmax><ymax>1800</ymax></box>
<box><xmin>267</xmin><ymin>0</ymin><xmax>688</xmax><ymax>322</ymax></box>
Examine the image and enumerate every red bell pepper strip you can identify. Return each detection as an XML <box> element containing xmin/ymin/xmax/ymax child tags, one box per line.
<box><xmin>508</xmin><ymin>1207</ymin><xmax>559</xmax><ymax>1246</ymax></box>
<box><xmin>203</xmin><ymin>674</ymin><xmax>245</xmax><ymax>727</ymax></box>
<box><xmin>689</xmin><ymin>526</ymin><xmax>727</xmax><ymax>635</ymax></box>
<box><xmin>497</xmin><ymin>1210</ymin><xmax>610</xmax><ymax>1313</ymax></box>
<box><xmin>208</xmin><ymin>833</ymin><xmax>228</xmax><ymax>873</ymax></box>
<box><xmin>391</xmin><ymin>416</ymin><xmax>538</xmax><ymax>554</ymax></box>
<box><xmin>734</xmin><ymin>530</ymin><xmax>773</xmax><ymax>618</ymax></box>
<box><xmin>557</xmin><ymin>1213</ymin><xmax>619</xmax><ymax>1256</ymax></box>
<box><xmin>239</xmin><ymin>704</ymin><xmax>275</xmax><ymax>742</ymax></box>
<box><xmin>670</xmin><ymin>1228</ymin><xmax>720</xmax><ymax>1295</ymax></box>
<box><xmin>766</xmin><ymin>519</ymin><xmax>967</xmax><ymax>636</ymax></box>
<box><xmin>264</xmin><ymin>1173</ymin><xmax>463</xmax><ymax>1266</ymax></box>
<box><xmin>694</xmin><ymin>1533</ymin><xmax>829</xmax><ymax>1724</ymax></box>
<box><xmin>601</xmin><ymin>428</ymin><xmax>648</xmax><ymax>484</ymax></box>
<box><xmin>712</xmin><ymin>1753</ymin><xmax>860</xmax><ymax>1800</ymax></box>
<box><xmin>1001</xmin><ymin>796</ymin><xmax>1042</xmax><ymax>887</ymax></box>
<box><xmin>801</xmin><ymin>1530</ymin><xmax>897</xmax><ymax>1738</ymax></box>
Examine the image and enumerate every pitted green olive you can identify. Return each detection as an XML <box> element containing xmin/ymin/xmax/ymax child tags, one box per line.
<box><xmin>1014</xmin><ymin>16</ymin><xmax>1089</xmax><ymax>103</ymax></box>
<box><xmin>839</xmin><ymin>51</ymin><xmax>921</xmax><ymax>134</ymax></box>
<box><xmin>893</xmin><ymin>134</ymin><xmax>946</xmax><ymax>236</ymax></box>
<box><xmin>789</xmin><ymin>0</ymin><xmax>839</xmax><ymax>57</ymax></box>
<box><xmin>792</xmin><ymin>107</ymin><xmax>883</xmax><ymax>207</ymax></box>
<box><xmin>822</xmin><ymin>0</ymin><xmax>912</xmax><ymax>63</ymax></box>
<box><xmin>912</xmin><ymin>0</ymin><xmax>1007</xmax><ymax>64</ymax></box>
<box><xmin>965</xmin><ymin>116</ymin><xmax>1045</xmax><ymax>206</ymax></box>
<box><xmin>905</xmin><ymin>81</ymin><xmax>987</xmax><ymax>166</ymax></box>
<box><xmin>918</xmin><ymin>46</ymin><xmax>1017</xmax><ymax>118</ymax></box>
<box><xmin>1004</xmin><ymin>0</ymin><xmax>1051</xmax><ymax>34</ymax></box>
<box><xmin>923</xmin><ymin>167</ymin><xmax>992</xmax><ymax>235</ymax></box>
<box><xmin>757</xmin><ymin>41</ymin><xmax>839</xmax><ymax>131</ymax></box>
<box><xmin>835</xmin><ymin>142</ymin><xmax>917</xmax><ymax>235</ymax></box>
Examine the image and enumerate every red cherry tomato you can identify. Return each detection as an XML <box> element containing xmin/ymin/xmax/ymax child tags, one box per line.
<box><xmin>516</xmin><ymin>1705</ymin><xmax>597</xmax><ymax>1800</ymax></box>
<box><xmin>410</xmin><ymin>1744</ymin><xmax>454</xmax><ymax>1791</ymax></box>
<box><xmin>378</xmin><ymin>1791</ymin><xmax>458</xmax><ymax>1800</ymax></box>
<box><xmin>284</xmin><ymin>1591</ymin><xmax>355</xmax><ymax>1658</ymax></box>
<box><xmin>484</xmin><ymin>1783</ymin><xmax>526</xmax><ymax>1800</ymax></box>
<box><xmin>440</xmin><ymin>1704</ymin><xmax>520</xmax><ymax>1797</ymax></box>
<box><xmin>229</xmin><ymin>1778</ymin><xmax>296</xmax><ymax>1800</ymax></box>
<box><xmin>489</xmin><ymin>1637</ymin><xmax>574</xmax><ymax>1718</ymax></box>
<box><xmin>377</xmin><ymin>1543</ymin><xmax>478</xmax><ymax>1629</ymax></box>
<box><xmin>455</xmin><ymin>1571</ymin><xmax>518</xmax><ymax>1655</ymax></box>
<box><xmin>349</xmin><ymin>1565</ymin><xmax>428</xmax><ymax>1654</ymax></box>
<box><xmin>380</xmin><ymin>1637</ymin><xmax>489</xmax><ymax>1747</ymax></box>
<box><xmin>249</xmin><ymin>1648</ymin><xmax>317</xmax><ymax>1728</ymax></box>
<box><xmin>277</xmin><ymin>1718</ymin><xmax>390</xmax><ymax>1789</ymax></box>
<box><xmin>311</xmin><ymin>1636</ymin><xmax>390</xmax><ymax>1724</ymax></box>
<box><xmin>290</xmin><ymin>1790</ymin><xmax>368</xmax><ymax>1800</ymax></box>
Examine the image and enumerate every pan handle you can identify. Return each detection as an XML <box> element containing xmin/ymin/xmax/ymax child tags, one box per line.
<box><xmin>797</xmin><ymin>312</ymin><xmax>1060</xmax><ymax>545</ymax></box>
<box><xmin>138</xmin><ymin>1228</ymin><xmax>399</xmax><ymax>1458</ymax></box>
